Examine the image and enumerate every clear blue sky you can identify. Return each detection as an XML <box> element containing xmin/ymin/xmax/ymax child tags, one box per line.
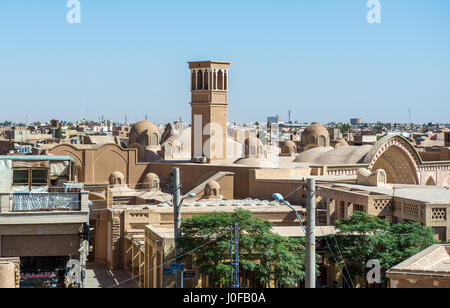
<box><xmin>1</xmin><ymin>0</ymin><xmax>449</xmax><ymax>125</ymax></box>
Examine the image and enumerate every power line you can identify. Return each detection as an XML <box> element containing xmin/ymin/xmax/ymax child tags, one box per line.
<box><xmin>106</xmin><ymin>231</ymin><xmax>227</xmax><ymax>288</ymax></box>
<box><xmin>316</xmin><ymin>193</ymin><xmax>355</xmax><ymax>288</ymax></box>
<box><xmin>314</xmin><ymin>210</ymin><xmax>354</xmax><ymax>288</ymax></box>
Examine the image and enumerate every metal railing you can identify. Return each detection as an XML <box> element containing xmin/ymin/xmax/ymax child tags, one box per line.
<box><xmin>11</xmin><ymin>193</ymin><xmax>81</xmax><ymax>212</ymax></box>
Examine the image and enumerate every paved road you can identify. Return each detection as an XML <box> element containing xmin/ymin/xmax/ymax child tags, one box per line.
<box><xmin>84</xmin><ymin>263</ymin><xmax>138</xmax><ymax>288</ymax></box>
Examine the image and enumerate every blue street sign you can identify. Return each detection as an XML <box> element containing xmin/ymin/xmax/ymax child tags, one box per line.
<box><xmin>170</xmin><ymin>263</ymin><xmax>184</xmax><ymax>271</ymax></box>
<box><xmin>163</xmin><ymin>268</ymin><xmax>174</xmax><ymax>276</ymax></box>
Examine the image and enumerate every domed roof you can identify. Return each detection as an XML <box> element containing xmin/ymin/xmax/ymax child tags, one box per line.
<box><xmin>335</xmin><ymin>138</ymin><xmax>349</xmax><ymax>148</ymax></box>
<box><xmin>144</xmin><ymin>173</ymin><xmax>160</xmax><ymax>189</ymax></box>
<box><xmin>294</xmin><ymin>145</ymin><xmax>372</xmax><ymax>165</ymax></box>
<box><xmin>281</xmin><ymin>140</ymin><xmax>297</xmax><ymax>154</ymax></box>
<box><xmin>109</xmin><ymin>171</ymin><xmax>125</xmax><ymax>185</ymax></box>
<box><xmin>110</xmin><ymin>171</ymin><xmax>125</xmax><ymax>178</ymax></box>
<box><xmin>303</xmin><ymin>124</ymin><xmax>329</xmax><ymax>137</ymax></box>
<box><xmin>144</xmin><ymin>173</ymin><xmax>160</xmax><ymax>182</ymax></box>
<box><xmin>283</xmin><ymin>140</ymin><xmax>296</xmax><ymax>147</ymax></box>
<box><xmin>205</xmin><ymin>180</ymin><xmax>220</xmax><ymax>191</ymax></box>
<box><xmin>205</xmin><ymin>181</ymin><xmax>221</xmax><ymax>198</ymax></box>
<box><xmin>130</xmin><ymin>120</ymin><xmax>159</xmax><ymax>135</ymax></box>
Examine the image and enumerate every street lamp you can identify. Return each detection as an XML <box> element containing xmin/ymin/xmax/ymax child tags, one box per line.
<box><xmin>272</xmin><ymin>193</ymin><xmax>306</xmax><ymax>233</ymax></box>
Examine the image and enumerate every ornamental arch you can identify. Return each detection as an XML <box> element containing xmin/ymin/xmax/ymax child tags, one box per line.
<box><xmin>364</xmin><ymin>135</ymin><xmax>420</xmax><ymax>185</ymax></box>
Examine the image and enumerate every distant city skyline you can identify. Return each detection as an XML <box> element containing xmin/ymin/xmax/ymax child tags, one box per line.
<box><xmin>0</xmin><ymin>0</ymin><xmax>449</xmax><ymax>124</ymax></box>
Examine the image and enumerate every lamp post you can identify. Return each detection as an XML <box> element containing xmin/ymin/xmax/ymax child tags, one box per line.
<box><xmin>272</xmin><ymin>178</ymin><xmax>316</xmax><ymax>288</ymax></box>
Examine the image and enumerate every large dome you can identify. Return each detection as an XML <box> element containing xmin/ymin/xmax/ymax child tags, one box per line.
<box><xmin>294</xmin><ymin>145</ymin><xmax>373</xmax><ymax>165</ymax></box>
<box><xmin>303</xmin><ymin>124</ymin><xmax>329</xmax><ymax>137</ymax></box>
<box><xmin>130</xmin><ymin>120</ymin><xmax>159</xmax><ymax>136</ymax></box>
<box><xmin>129</xmin><ymin>120</ymin><xmax>160</xmax><ymax>148</ymax></box>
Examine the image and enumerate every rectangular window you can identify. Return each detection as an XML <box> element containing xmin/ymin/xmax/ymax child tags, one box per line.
<box><xmin>12</xmin><ymin>169</ymin><xmax>49</xmax><ymax>186</ymax></box>
<box><xmin>13</xmin><ymin>169</ymin><xmax>29</xmax><ymax>185</ymax></box>
<box><xmin>31</xmin><ymin>169</ymin><xmax>48</xmax><ymax>185</ymax></box>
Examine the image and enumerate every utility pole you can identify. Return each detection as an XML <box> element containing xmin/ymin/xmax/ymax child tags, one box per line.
<box><xmin>305</xmin><ymin>178</ymin><xmax>316</xmax><ymax>288</ymax></box>
<box><xmin>171</xmin><ymin>167</ymin><xmax>182</xmax><ymax>257</ymax></box>
<box><xmin>230</xmin><ymin>223</ymin><xmax>239</xmax><ymax>288</ymax></box>
<box><xmin>171</xmin><ymin>167</ymin><xmax>183</xmax><ymax>288</ymax></box>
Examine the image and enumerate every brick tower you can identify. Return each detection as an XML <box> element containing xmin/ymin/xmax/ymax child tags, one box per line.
<box><xmin>189</xmin><ymin>61</ymin><xmax>231</xmax><ymax>163</ymax></box>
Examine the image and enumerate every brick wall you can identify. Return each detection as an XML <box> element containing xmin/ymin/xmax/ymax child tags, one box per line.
<box><xmin>390</xmin><ymin>276</ymin><xmax>450</xmax><ymax>288</ymax></box>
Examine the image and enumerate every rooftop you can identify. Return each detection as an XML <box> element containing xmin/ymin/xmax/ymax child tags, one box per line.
<box><xmin>320</xmin><ymin>183</ymin><xmax>450</xmax><ymax>204</ymax></box>
<box><xmin>387</xmin><ymin>245</ymin><xmax>450</xmax><ymax>277</ymax></box>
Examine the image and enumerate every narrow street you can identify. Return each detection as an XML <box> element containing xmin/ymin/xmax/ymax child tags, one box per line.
<box><xmin>84</xmin><ymin>263</ymin><xmax>138</xmax><ymax>288</ymax></box>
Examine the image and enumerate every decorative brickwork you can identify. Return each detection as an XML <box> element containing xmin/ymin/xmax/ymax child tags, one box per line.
<box><xmin>432</xmin><ymin>208</ymin><xmax>447</xmax><ymax>221</ymax></box>
<box><xmin>373</xmin><ymin>199</ymin><xmax>392</xmax><ymax>211</ymax></box>
<box><xmin>404</xmin><ymin>203</ymin><xmax>420</xmax><ymax>217</ymax></box>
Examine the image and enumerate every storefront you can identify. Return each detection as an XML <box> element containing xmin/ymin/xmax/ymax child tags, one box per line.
<box><xmin>20</xmin><ymin>256</ymin><xmax>70</xmax><ymax>288</ymax></box>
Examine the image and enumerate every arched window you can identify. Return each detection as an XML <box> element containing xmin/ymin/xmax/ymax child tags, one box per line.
<box><xmin>152</xmin><ymin>180</ymin><xmax>158</xmax><ymax>189</ymax></box>
<box><xmin>204</xmin><ymin>70</ymin><xmax>209</xmax><ymax>90</ymax></box>
<box><xmin>212</xmin><ymin>189</ymin><xmax>217</xmax><ymax>196</ymax></box>
<box><xmin>117</xmin><ymin>178</ymin><xmax>122</xmax><ymax>185</ymax></box>
<box><xmin>197</xmin><ymin>70</ymin><xmax>203</xmax><ymax>90</ymax></box>
<box><xmin>166</xmin><ymin>143</ymin><xmax>173</xmax><ymax>156</ymax></box>
<box><xmin>191</xmin><ymin>71</ymin><xmax>196</xmax><ymax>91</ymax></box>
<box><xmin>140</xmin><ymin>135</ymin><xmax>149</xmax><ymax>147</ymax></box>
<box><xmin>308</xmin><ymin>135</ymin><xmax>316</xmax><ymax>145</ymax></box>
<box><xmin>212</xmin><ymin>71</ymin><xmax>217</xmax><ymax>90</ymax></box>
<box><xmin>151</xmin><ymin>133</ymin><xmax>158</xmax><ymax>146</ymax></box>
<box><xmin>224</xmin><ymin>71</ymin><xmax>228</xmax><ymax>90</ymax></box>
<box><xmin>217</xmin><ymin>70</ymin><xmax>223</xmax><ymax>90</ymax></box>
<box><xmin>205</xmin><ymin>187</ymin><xmax>211</xmax><ymax>196</ymax></box>
<box><xmin>318</xmin><ymin>135</ymin><xmax>326</xmax><ymax>147</ymax></box>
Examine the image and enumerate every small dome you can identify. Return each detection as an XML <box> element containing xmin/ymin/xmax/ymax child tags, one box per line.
<box><xmin>281</xmin><ymin>140</ymin><xmax>297</xmax><ymax>154</ymax></box>
<box><xmin>302</xmin><ymin>124</ymin><xmax>330</xmax><ymax>147</ymax></box>
<box><xmin>144</xmin><ymin>173</ymin><xmax>160</xmax><ymax>190</ymax></box>
<box><xmin>335</xmin><ymin>138</ymin><xmax>349</xmax><ymax>148</ymax></box>
<box><xmin>109</xmin><ymin>171</ymin><xmax>125</xmax><ymax>186</ymax></box>
<box><xmin>131</xmin><ymin>120</ymin><xmax>159</xmax><ymax>135</ymax></box>
<box><xmin>303</xmin><ymin>124</ymin><xmax>329</xmax><ymax>136</ymax></box>
<box><xmin>205</xmin><ymin>181</ymin><xmax>221</xmax><ymax>198</ymax></box>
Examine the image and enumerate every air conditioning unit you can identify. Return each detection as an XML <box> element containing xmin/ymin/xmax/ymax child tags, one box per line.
<box><xmin>192</xmin><ymin>156</ymin><xmax>208</xmax><ymax>164</ymax></box>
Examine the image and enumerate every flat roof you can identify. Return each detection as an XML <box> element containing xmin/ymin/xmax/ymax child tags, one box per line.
<box><xmin>320</xmin><ymin>183</ymin><xmax>450</xmax><ymax>204</ymax></box>
<box><xmin>272</xmin><ymin>226</ymin><xmax>336</xmax><ymax>237</ymax></box>
<box><xmin>0</xmin><ymin>155</ymin><xmax>73</xmax><ymax>161</ymax></box>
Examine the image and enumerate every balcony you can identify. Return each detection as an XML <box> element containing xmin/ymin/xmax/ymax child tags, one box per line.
<box><xmin>0</xmin><ymin>192</ymin><xmax>89</xmax><ymax>226</ymax></box>
<box><xmin>11</xmin><ymin>193</ymin><xmax>81</xmax><ymax>212</ymax></box>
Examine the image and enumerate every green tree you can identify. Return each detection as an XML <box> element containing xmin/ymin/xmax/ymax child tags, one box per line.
<box><xmin>327</xmin><ymin>211</ymin><xmax>437</xmax><ymax>286</ymax></box>
<box><xmin>55</xmin><ymin>127</ymin><xmax>63</xmax><ymax>139</ymax></box>
<box><xmin>179</xmin><ymin>209</ymin><xmax>306</xmax><ymax>288</ymax></box>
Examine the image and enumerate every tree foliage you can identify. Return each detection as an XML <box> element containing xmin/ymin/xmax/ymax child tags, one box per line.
<box><xmin>179</xmin><ymin>209</ymin><xmax>306</xmax><ymax>288</ymax></box>
<box><xmin>327</xmin><ymin>211</ymin><xmax>437</xmax><ymax>286</ymax></box>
